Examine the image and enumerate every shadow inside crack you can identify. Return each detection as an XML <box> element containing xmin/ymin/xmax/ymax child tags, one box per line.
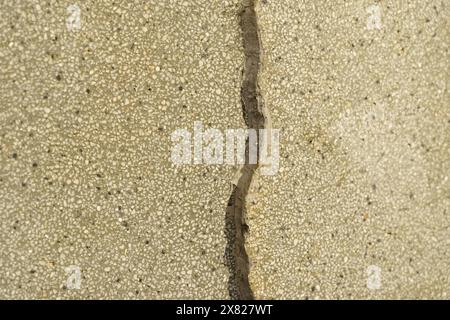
<box><xmin>223</xmin><ymin>0</ymin><xmax>264</xmax><ymax>300</ymax></box>
<box><xmin>224</xmin><ymin>164</ymin><xmax>256</xmax><ymax>300</ymax></box>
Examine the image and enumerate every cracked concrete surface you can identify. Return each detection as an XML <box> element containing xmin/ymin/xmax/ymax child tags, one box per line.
<box><xmin>225</xmin><ymin>0</ymin><xmax>265</xmax><ymax>300</ymax></box>
<box><xmin>1</xmin><ymin>0</ymin><xmax>449</xmax><ymax>300</ymax></box>
<box><xmin>0</xmin><ymin>0</ymin><xmax>245</xmax><ymax>299</ymax></box>
<box><xmin>246</xmin><ymin>0</ymin><xmax>449</xmax><ymax>299</ymax></box>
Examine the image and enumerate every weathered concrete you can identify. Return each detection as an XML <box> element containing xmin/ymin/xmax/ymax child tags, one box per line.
<box><xmin>0</xmin><ymin>0</ymin><xmax>245</xmax><ymax>299</ymax></box>
<box><xmin>0</xmin><ymin>0</ymin><xmax>448</xmax><ymax>300</ymax></box>
<box><xmin>246</xmin><ymin>0</ymin><xmax>449</xmax><ymax>299</ymax></box>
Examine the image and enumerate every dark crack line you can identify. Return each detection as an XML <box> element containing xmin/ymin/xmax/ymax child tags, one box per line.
<box><xmin>224</xmin><ymin>0</ymin><xmax>265</xmax><ymax>300</ymax></box>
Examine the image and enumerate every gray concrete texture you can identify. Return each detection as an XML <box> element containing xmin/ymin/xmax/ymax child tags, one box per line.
<box><xmin>0</xmin><ymin>0</ymin><xmax>449</xmax><ymax>299</ymax></box>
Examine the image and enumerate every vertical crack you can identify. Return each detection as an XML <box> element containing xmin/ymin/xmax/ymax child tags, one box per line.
<box><xmin>224</xmin><ymin>0</ymin><xmax>265</xmax><ymax>300</ymax></box>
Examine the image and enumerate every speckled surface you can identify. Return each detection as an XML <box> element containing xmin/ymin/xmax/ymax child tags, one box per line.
<box><xmin>1</xmin><ymin>0</ymin><xmax>449</xmax><ymax>300</ymax></box>
<box><xmin>246</xmin><ymin>0</ymin><xmax>449</xmax><ymax>299</ymax></box>
<box><xmin>0</xmin><ymin>0</ymin><xmax>245</xmax><ymax>299</ymax></box>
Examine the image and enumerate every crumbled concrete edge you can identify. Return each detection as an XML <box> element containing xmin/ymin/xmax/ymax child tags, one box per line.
<box><xmin>224</xmin><ymin>0</ymin><xmax>266</xmax><ymax>300</ymax></box>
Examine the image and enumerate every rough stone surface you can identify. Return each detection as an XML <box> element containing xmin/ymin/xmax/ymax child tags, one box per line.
<box><xmin>0</xmin><ymin>0</ymin><xmax>245</xmax><ymax>299</ymax></box>
<box><xmin>246</xmin><ymin>0</ymin><xmax>449</xmax><ymax>299</ymax></box>
<box><xmin>0</xmin><ymin>0</ymin><xmax>448</xmax><ymax>300</ymax></box>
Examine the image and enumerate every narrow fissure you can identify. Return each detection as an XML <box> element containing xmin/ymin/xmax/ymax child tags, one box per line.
<box><xmin>224</xmin><ymin>0</ymin><xmax>265</xmax><ymax>300</ymax></box>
